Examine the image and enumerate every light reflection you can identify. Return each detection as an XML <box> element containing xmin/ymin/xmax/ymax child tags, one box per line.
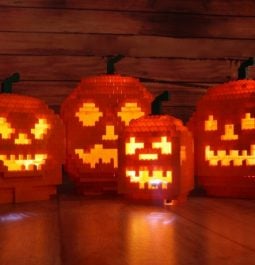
<box><xmin>146</xmin><ymin>212</ymin><xmax>176</xmax><ymax>225</ymax></box>
<box><xmin>0</xmin><ymin>212</ymin><xmax>33</xmax><ymax>223</ymax></box>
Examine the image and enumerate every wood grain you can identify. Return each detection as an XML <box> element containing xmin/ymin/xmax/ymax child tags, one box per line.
<box><xmin>1</xmin><ymin>32</ymin><xmax>255</xmax><ymax>59</ymax></box>
<box><xmin>1</xmin><ymin>0</ymin><xmax>255</xmax><ymax>16</ymax></box>
<box><xmin>0</xmin><ymin>56</ymin><xmax>239</xmax><ymax>83</ymax></box>
<box><xmin>0</xmin><ymin>201</ymin><xmax>61</xmax><ymax>265</ymax></box>
<box><xmin>1</xmin><ymin>7</ymin><xmax>255</xmax><ymax>39</ymax></box>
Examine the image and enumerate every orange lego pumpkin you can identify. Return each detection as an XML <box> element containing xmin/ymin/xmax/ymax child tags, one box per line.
<box><xmin>119</xmin><ymin>114</ymin><xmax>194</xmax><ymax>204</ymax></box>
<box><xmin>188</xmin><ymin>79</ymin><xmax>255</xmax><ymax>198</ymax></box>
<box><xmin>0</xmin><ymin>93</ymin><xmax>65</xmax><ymax>203</ymax></box>
<box><xmin>61</xmin><ymin>74</ymin><xmax>153</xmax><ymax>194</ymax></box>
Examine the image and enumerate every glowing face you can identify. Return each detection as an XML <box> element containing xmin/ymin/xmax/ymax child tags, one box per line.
<box><xmin>204</xmin><ymin>112</ymin><xmax>255</xmax><ymax>167</ymax></box>
<box><xmin>73</xmin><ymin>101</ymin><xmax>145</xmax><ymax>171</ymax></box>
<box><xmin>125</xmin><ymin>135</ymin><xmax>173</xmax><ymax>190</ymax></box>
<box><xmin>0</xmin><ymin>117</ymin><xmax>51</xmax><ymax>172</ymax></box>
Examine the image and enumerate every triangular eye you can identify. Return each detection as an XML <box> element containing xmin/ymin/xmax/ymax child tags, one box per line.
<box><xmin>152</xmin><ymin>137</ymin><xmax>172</xmax><ymax>154</ymax></box>
<box><xmin>126</xmin><ymin>137</ymin><xmax>144</xmax><ymax>155</ymax></box>
<box><xmin>242</xmin><ymin>113</ymin><xmax>255</xmax><ymax>130</ymax></box>
<box><xmin>0</xmin><ymin>117</ymin><xmax>15</xmax><ymax>139</ymax></box>
<box><xmin>31</xmin><ymin>119</ymin><xmax>50</xmax><ymax>139</ymax></box>
<box><xmin>117</xmin><ymin>102</ymin><xmax>144</xmax><ymax>126</ymax></box>
<box><xmin>75</xmin><ymin>102</ymin><xmax>103</xmax><ymax>126</ymax></box>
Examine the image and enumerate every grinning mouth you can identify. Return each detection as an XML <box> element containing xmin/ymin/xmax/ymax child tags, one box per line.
<box><xmin>75</xmin><ymin>144</ymin><xmax>118</xmax><ymax>168</ymax></box>
<box><xmin>126</xmin><ymin>170</ymin><xmax>172</xmax><ymax>189</ymax></box>
<box><xmin>0</xmin><ymin>154</ymin><xmax>47</xmax><ymax>171</ymax></box>
<box><xmin>205</xmin><ymin>145</ymin><xmax>255</xmax><ymax>166</ymax></box>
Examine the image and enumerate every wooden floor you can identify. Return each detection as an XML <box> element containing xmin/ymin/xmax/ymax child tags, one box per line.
<box><xmin>1</xmin><ymin>195</ymin><xmax>255</xmax><ymax>265</ymax></box>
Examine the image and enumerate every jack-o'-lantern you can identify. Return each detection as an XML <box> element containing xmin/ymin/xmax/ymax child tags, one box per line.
<box><xmin>0</xmin><ymin>94</ymin><xmax>65</xmax><ymax>203</ymax></box>
<box><xmin>188</xmin><ymin>79</ymin><xmax>255</xmax><ymax>198</ymax></box>
<box><xmin>119</xmin><ymin>115</ymin><xmax>194</xmax><ymax>204</ymax></box>
<box><xmin>61</xmin><ymin>75</ymin><xmax>153</xmax><ymax>193</ymax></box>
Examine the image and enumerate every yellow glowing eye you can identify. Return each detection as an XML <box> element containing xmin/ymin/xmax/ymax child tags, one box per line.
<box><xmin>126</xmin><ymin>137</ymin><xmax>144</xmax><ymax>155</ymax></box>
<box><xmin>75</xmin><ymin>103</ymin><xmax>103</xmax><ymax>126</ymax></box>
<box><xmin>242</xmin><ymin>113</ymin><xmax>255</xmax><ymax>130</ymax></box>
<box><xmin>0</xmin><ymin>117</ymin><xmax>14</xmax><ymax>139</ymax></box>
<box><xmin>117</xmin><ymin>102</ymin><xmax>144</xmax><ymax>126</ymax></box>
<box><xmin>152</xmin><ymin>136</ymin><xmax>172</xmax><ymax>154</ymax></box>
<box><xmin>31</xmin><ymin>119</ymin><xmax>50</xmax><ymax>139</ymax></box>
<box><xmin>205</xmin><ymin>115</ymin><xmax>217</xmax><ymax>131</ymax></box>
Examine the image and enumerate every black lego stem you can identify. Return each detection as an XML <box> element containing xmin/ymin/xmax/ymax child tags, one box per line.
<box><xmin>1</xmin><ymin>73</ymin><xmax>20</xmax><ymax>93</ymax></box>
<box><xmin>151</xmin><ymin>90</ymin><xmax>169</xmax><ymax>115</ymax></box>
<box><xmin>106</xmin><ymin>54</ymin><xmax>124</xmax><ymax>74</ymax></box>
<box><xmin>238</xmin><ymin>57</ymin><xmax>254</xmax><ymax>80</ymax></box>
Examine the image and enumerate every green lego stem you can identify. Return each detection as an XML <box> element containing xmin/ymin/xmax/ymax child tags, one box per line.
<box><xmin>1</xmin><ymin>73</ymin><xmax>20</xmax><ymax>93</ymax></box>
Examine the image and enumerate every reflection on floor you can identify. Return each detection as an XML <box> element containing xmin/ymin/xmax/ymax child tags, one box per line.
<box><xmin>0</xmin><ymin>195</ymin><xmax>255</xmax><ymax>265</ymax></box>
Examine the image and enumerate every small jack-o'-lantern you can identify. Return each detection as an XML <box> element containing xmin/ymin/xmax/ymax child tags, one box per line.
<box><xmin>61</xmin><ymin>75</ymin><xmax>152</xmax><ymax>193</ymax></box>
<box><xmin>188</xmin><ymin>79</ymin><xmax>255</xmax><ymax>198</ymax></box>
<box><xmin>0</xmin><ymin>93</ymin><xmax>65</xmax><ymax>203</ymax></box>
<box><xmin>119</xmin><ymin>115</ymin><xmax>194</xmax><ymax>204</ymax></box>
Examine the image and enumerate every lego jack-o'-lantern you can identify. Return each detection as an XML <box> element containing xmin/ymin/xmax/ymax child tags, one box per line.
<box><xmin>188</xmin><ymin>59</ymin><xmax>255</xmax><ymax>197</ymax></box>
<box><xmin>119</xmin><ymin>92</ymin><xmax>194</xmax><ymax>204</ymax></box>
<box><xmin>61</xmin><ymin>57</ymin><xmax>153</xmax><ymax>193</ymax></box>
<box><xmin>0</xmin><ymin>74</ymin><xmax>65</xmax><ymax>203</ymax></box>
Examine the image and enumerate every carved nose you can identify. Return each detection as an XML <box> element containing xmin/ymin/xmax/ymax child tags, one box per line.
<box><xmin>102</xmin><ymin>125</ymin><xmax>118</xmax><ymax>141</ymax></box>
<box><xmin>15</xmin><ymin>133</ymin><xmax>31</xmax><ymax>145</ymax></box>
<box><xmin>221</xmin><ymin>124</ymin><xmax>238</xmax><ymax>141</ymax></box>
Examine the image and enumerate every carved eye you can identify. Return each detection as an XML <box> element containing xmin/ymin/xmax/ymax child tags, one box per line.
<box><xmin>75</xmin><ymin>103</ymin><xmax>103</xmax><ymax>127</ymax></box>
<box><xmin>152</xmin><ymin>136</ymin><xmax>172</xmax><ymax>154</ymax></box>
<box><xmin>242</xmin><ymin>113</ymin><xmax>255</xmax><ymax>130</ymax></box>
<box><xmin>126</xmin><ymin>137</ymin><xmax>144</xmax><ymax>155</ymax></box>
<box><xmin>205</xmin><ymin>115</ymin><xmax>217</xmax><ymax>131</ymax></box>
<box><xmin>117</xmin><ymin>102</ymin><xmax>144</xmax><ymax>126</ymax></box>
<box><xmin>0</xmin><ymin>117</ymin><xmax>15</xmax><ymax>139</ymax></box>
<box><xmin>31</xmin><ymin>119</ymin><xmax>50</xmax><ymax>139</ymax></box>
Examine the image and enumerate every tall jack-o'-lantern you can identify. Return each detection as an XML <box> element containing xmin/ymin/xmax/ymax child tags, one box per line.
<box><xmin>188</xmin><ymin>58</ymin><xmax>255</xmax><ymax>198</ymax></box>
<box><xmin>0</xmin><ymin>73</ymin><xmax>65</xmax><ymax>203</ymax></box>
<box><xmin>61</xmin><ymin>56</ymin><xmax>153</xmax><ymax>193</ymax></box>
<box><xmin>119</xmin><ymin>92</ymin><xmax>194</xmax><ymax>204</ymax></box>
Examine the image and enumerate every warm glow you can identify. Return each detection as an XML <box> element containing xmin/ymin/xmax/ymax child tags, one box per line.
<box><xmin>205</xmin><ymin>115</ymin><xmax>217</xmax><ymax>131</ymax></box>
<box><xmin>75</xmin><ymin>145</ymin><xmax>118</xmax><ymax>168</ymax></box>
<box><xmin>102</xmin><ymin>125</ymin><xmax>118</xmax><ymax>140</ymax></box>
<box><xmin>242</xmin><ymin>113</ymin><xmax>255</xmax><ymax>130</ymax></box>
<box><xmin>75</xmin><ymin>103</ymin><xmax>103</xmax><ymax>126</ymax></box>
<box><xmin>139</xmin><ymin>154</ymin><xmax>158</xmax><ymax>160</ymax></box>
<box><xmin>221</xmin><ymin>124</ymin><xmax>238</xmax><ymax>140</ymax></box>
<box><xmin>0</xmin><ymin>154</ymin><xmax>47</xmax><ymax>171</ymax></box>
<box><xmin>181</xmin><ymin>146</ymin><xmax>186</xmax><ymax>164</ymax></box>
<box><xmin>152</xmin><ymin>137</ymin><xmax>172</xmax><ymax>154</ymax></box>
<box><xmin>31</xmin><ymin>119</ymin><xmax>50</xmax><ymax>139</ymax></box>
<box><xmin>126</xmin><ymin>137</ymin><xmax>144</xmax><ymax>155</ymax></box>
<box><xmin>126</xmin><ymin>170</ymin><xmax>172</xmax><ymax>189</ymax></box>
<box><xmin>0</xmin><ymin>117</ymin><xmax>14</xmax><ymax>139</ymax></box>
<box><xmin>117</xmin><ymin>102</ymin><xmax>144</xmax><ymax>126</ymax></box>
<box><xmin>14</xmin><ymin>133</ymin><xmax>31</xmax><ymax>145</ymax></box>
<box><xmin>205</xmin><ymin>145</ymin><xmax>255</xmax><ymax>166</ymax></box>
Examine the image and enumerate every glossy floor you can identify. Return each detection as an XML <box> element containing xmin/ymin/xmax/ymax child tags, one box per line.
<box><xmin>0</xmin><ymin>196</ymin><xmax>255</xmax><ymax>265</ymax></box>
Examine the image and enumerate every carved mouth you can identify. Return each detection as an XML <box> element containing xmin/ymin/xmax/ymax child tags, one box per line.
<box><xmin>126</xmin><ymin>170</ymin><xmax>172</xmax><ymax>189</ymax></box>
<box><xmin>75</xmin><ymin>144</ymin><xmax>118</xmax><ymax>168</ymax></box>
<box><xmin>205</xmin><ymin>145</ymin><xmax>255</xmax><ymax>166</ymax></box>
<box><xmin>0</xmin><ymin>154</ymin><xmax>47</xmax><ymax>171</ymax></box>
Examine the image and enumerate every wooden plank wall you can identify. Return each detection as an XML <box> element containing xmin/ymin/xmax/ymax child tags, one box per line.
<box><xmin>1</xmin><ymin>0</ymin><xmax>255</xmax><ymax>122</ymax></box>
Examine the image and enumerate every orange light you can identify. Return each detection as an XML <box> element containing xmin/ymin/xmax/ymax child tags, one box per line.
<box><xmin>152</xmin><ymin>137</ymin><xmax>172</xmax><ymax>154</ymax></box>
<box><xmin>75</xmin><ymin>103</ymin><xmax>103</xmax><ymax>126</ymax></box>
<box><xmin>126</xmin><ymin>137</ymin><xmax>144</xmax><ymax>155</ymax></box>
<box><xmin>117</xmin><ymin>102</ymin><xmax>144</xmax><ymax>126</ymax></box>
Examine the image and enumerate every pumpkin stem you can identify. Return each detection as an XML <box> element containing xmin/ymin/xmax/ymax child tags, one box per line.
<box><xmin>151</xmin><ymin>90</ymin><xmax>169</xmax><ymax>115</ymax></box>
<box><xmin>107</xmin><ymin>54</ymin><xmax>124</xmax><ymax>74</ymax></box>
<box><xmin>1</xmin><ymin>72</ymin><xmax>20</xmax><ymax>93</ymax></box>
<box><xmin>238</xmin><ymin>57</ymin><xmax>254</xmax><ymax>80</ymax></box>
